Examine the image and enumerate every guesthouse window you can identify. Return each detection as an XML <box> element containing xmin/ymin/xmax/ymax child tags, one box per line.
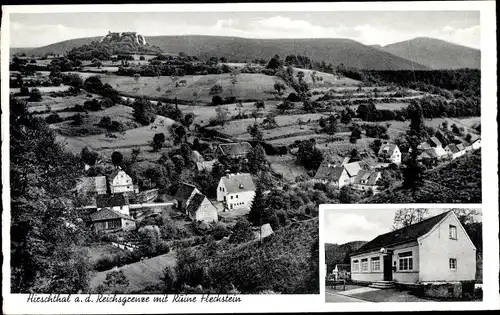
<box><xmin>449</xmin><ymin>258</ymin><xmax>457</xmax><ymax>270</ymax></box>
<box><xmin>231</xmin><ymin>196</ymin><xmax>233</xmax><ymax>200</ymax></box>
<box><xmin>449</xmin><ymin>225</ymin><xmax>457</xmax><ymax>240</ymax></box>
<box><xmin>371</xmin><ymin>257</ymin><xmax>381</xmax><ymax>271</ymax></box>
<box><xmin>361</xmin><ymin>258</ymin><xmax>368</xmax><ymax>272</ymax></box>
<box><xmin>398</xmin><ymin>251</ymin><xmax>413</xmax><ymax>271</ymax></box>
<box><xmin>352</xmin><ymin>260</ymin><xmax>359</xmax><ymax>272</ymax></box>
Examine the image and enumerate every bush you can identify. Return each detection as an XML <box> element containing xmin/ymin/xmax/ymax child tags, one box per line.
<box><xmin>212</xmin><ymin>95</ymin><xmax>223</xmax><ymax>106</ymax></box>
<box><xmin>287</xmin><ymin>92</ymin><xmax>300</xmax><ymax>102</ymax></box>
<box><xmin>45</xmin><ymin>113</ymin><xmax>63</xmax><ymax>124</ymax></box>
<box><xmin>19</xmin><ymin>86</ymin><xmax>30</xmax><ymax>96</ymax></box>
<box><xmin>98</xmin><ymin>116</ymin><xmax>112</xmax><ymax>128</ymax></box>
<box><xmin>209</xmin><ymin>84</ymin><xmax>223</xmax><ymax>95</ymax></box>
<box><xmin>29</xmin><ymin>88</ymin><xmax>42</xmax><ymax>102</ymax></box>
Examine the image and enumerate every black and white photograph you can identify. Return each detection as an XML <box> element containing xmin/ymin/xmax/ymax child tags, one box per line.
<box><xmin>1</xmin><ymin>2</ymin><xmax>498</xmax><ymax>314</ymax></box>
<box><xmin>322</xmin><ymin>207</ymin><xmax>483</xmax><ymax>303</ymax></box>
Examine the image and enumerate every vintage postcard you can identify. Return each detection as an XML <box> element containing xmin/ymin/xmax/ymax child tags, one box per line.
<box><xmin>1</xmin><ymin>1</ymin><xmax>498</xmax><ymax>314</ymax></box>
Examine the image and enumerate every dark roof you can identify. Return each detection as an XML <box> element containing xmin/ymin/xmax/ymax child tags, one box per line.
<box><xmin>96</xmin><ymin>193</ymin><xmax>129</xmax><ymax>208</ymax></box>
<box><xmin>108</xmin><ymin>167</ymin><xmax>122</xmax><ymax>181</ymax></box>
<box><xmin>175</xmin><ymin>183</ymin><xmax>198</xmax><ymax>202</ymax></box>
<box><xmin>378</xmin><ymin>143</ymin><xmax>398</xmax><ymax>157</ymax></box>
<box><xmin>447</xmin><ymin>144</ymin><xmax>460</xmax><ymax>154</ymax></box>
<box><xmin>221</xmin><ymin>173</ymin><xmax>256</xmax><ymax>193</ymax></box>
<box><xmin>353</xmin><ymin>170</ymin><xmax>380</xmax><ymax>186</ymax></box>
<box><xmin>90</xmin><ymin>208</ymin><xmax>134</xmax><ymax>222</ymax></box>
<box><xmin>185</xmin><ymin>193</ymin><xmax>210</xmax><ymax>216</ymax></box>
<box><xmin>314</xmin><ymin>163</ymin><xmax>345</xmax><ymax>181</ymax></box>
<box><xmin>218</xmin><ymin>142</ymin><xmax>252</xmax><ymax>156</ymax></box>
<box><xmin>429</xmin><ymin>136</ymin><xmax>442</xmax><ymax>147</ymax></box>
<box><xmin>352</xmin><ymin>211</ymin><xmax>450</xmax><ymax>255</ymax></box>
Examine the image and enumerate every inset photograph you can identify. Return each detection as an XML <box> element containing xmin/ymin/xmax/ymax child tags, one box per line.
<box><xmin>322</xmin><ymin>207</ymin><xmax>482</xmax><ymax>302</ymax></box>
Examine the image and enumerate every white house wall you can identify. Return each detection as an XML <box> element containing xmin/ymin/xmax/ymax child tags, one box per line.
<box><xmin>227</xmin><ymin>191</ymin><xmax>255</xmax><ymax>210</ymax></box>
<box><xmin>351</xmin><ymin>242</ymin><xmax>419</xmax><ymax>284</ymax></box>
<box><xmin>195</xmin><ymin>198</ymin><xmax>218</xmax><ymax>223</ymax></box>
<box><xmin>418</xmin><ymin>213</ymin><xmax>476</xmax><ymax>282</ymax></box>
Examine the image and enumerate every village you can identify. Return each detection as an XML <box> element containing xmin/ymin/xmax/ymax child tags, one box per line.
<box><xmin>9</xmin><ymin>24</ymin><xmax>482</xmax><ymax>295</ymax></box>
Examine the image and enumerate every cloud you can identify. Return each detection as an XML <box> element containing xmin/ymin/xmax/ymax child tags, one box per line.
<box><xmin>9</xmin><ymin>15</ymin><xmax>480</xmax><ymax>49</ymax></box>
<box><xmin>323</xmin><ymin>212</ymin><xmax>389</xmax><ymax>244</ymax></box>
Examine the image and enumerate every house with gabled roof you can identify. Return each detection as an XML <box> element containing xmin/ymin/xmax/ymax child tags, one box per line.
<box><xmin>174</xmin><ymin>183</ymin><xmax>201</xmax><ymax>211</ymax></box>
<box><xmin>96</xmin><ymin>193</ymin><xmax>130</xmax><ymax>216</ymax></box>
<box><xmin>108</xmin><ymin>167</ymin><xmax>138</xmax><ymax>194</ymax></box>
<box><xmin>215</xmin><ymin>142</ymin><xmax>253</xmax><ymax>159</ymax></box>
<box><xmin>90</xmin><ymin>208</ymin><xmax>136</xmax><ymax>233</ymax></box>
<box><xmin>185</xmin><ymin>193</ymin><xmax>218</xmax><ymax>223</ymax></box>
<box><xmin>350</xmin><ymin>211</ymin><xmax>476</xmax><ymax>287</ymax></box>
<box><xmin>377</xmin><ymin>142</ymin><xmax>401</xmax><ymax>164</ymax></box>
<box><xmin>331</xmin><ymin>264</ymin><xmax>351</xmax><ymax>280</ymax></box>
<box><xmin>217</xmin><ymin>173</ymin><xmax>256</xmax><ymax>210</ymax></box>
<box><xmin>314</xmin><ymin>162</ymin><xmax>351</xmax><ymax>188</ymax></box>
<box><xmin>445</xmin><ymin>143</ymin><xmax>466</xmax><ymax>160</ymax></box>
<box><xmin>351</xmin><ymin>170</ymin><xmax>382</xmax><ymax>194</ymax></box>
<box><xmin>75</xmin><ymin>176</ymin><xmax>107</xmax><ymax>196</ymax></box>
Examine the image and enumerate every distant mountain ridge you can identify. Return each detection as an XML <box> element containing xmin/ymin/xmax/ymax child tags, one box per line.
<box><xmin>21</xmin><ymin>35</ymin><xmax>430</xmax><ymax>70</ymax></box>
<box><xmin>376</xmin><ymin>37</ymin><xmax>480</xmax><ymax>69</ymax></box>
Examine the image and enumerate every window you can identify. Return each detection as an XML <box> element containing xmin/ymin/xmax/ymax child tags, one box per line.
<box><xmin>398</xmin><ymin>251</ymin><xmax>413</xmax><ymax>271</ymax></box>
<box><xmin>352</xmin><ymin>260</ymin><xmax>359</xmax><ymax>272</ymax></box>
<box><xmin>371</xmin><ymin>257</ymin><xmax>381</xmax><ymax>271</ymax></box>
<box><xmin>236</xmin><ymin>195</ymin><xmax>239</xmax><ymax>199</ymax></box>
<box><xmin>449</xmin><ymin>225</ymin><xmax>457</xmax><ymax>240</ymax></box>
<box><xmin>231</xmin><ymin>196</ymin><xmax>233</xmax><ymax>200</ymax></box>
<box><xmin>449</xmin><ymin>258</ymin><xmax>457</xmax><ymax>270</ymax></box>
<box><xmin>361</xmin><ymin>258</ymin><xmax>368</xmax><ymax>272</ymax></box>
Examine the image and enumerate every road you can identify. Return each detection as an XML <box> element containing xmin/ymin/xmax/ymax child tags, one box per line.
<box><xmin>325</xmin><ymin>291</ymin><xmax>372</xmax><ymax>303</ymax></box>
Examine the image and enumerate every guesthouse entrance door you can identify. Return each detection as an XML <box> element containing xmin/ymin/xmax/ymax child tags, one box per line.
<box><xmin>383</xmin><ymin>254</ymin><xmax>393</xmax><ymax>281</ymax></box>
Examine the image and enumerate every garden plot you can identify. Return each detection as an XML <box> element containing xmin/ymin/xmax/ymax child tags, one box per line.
<box><xmin>58</xmin><ymin>114</ymin><xmax>175</xmax><ymax>154</ymax></box>
<box><xmin>99</xmin><ymin>73</ymin><xmax>291</xmax><ymax>102</ymax></box>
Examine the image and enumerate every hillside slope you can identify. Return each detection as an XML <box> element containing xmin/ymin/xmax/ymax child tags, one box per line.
<box><xmin>207</xmin><ymin>218</ymin><xmax>319</xmax><ymax>294</ymax></box>
<box><xmin>364</xmin><ymin>150</ymin><xmax>482</xmax><ymax>203</ymax></box>
<box><xmin>24</xmin><ymin>35</ymin><xmax>429</xmax><ymax>70</ymax></box>
<box><xmin>324</xmin><ymin>241</ymin><xmax>367</xmax><ymax>273</ymax></box>
<box><xmin>378</xmin><ymin>37</ymin><xmax>480</xmax><ymax>69</ymax></box>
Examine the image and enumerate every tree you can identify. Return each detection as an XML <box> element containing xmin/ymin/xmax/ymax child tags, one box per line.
<box><xmin>152</xmin><ymin>133</ymin><xmax>166</xmax><ymax>152</ymax></box>
<box><xmin>297</xmin><ymin>140</ymin><xmax>324</xmax><ymax>170</ymax></box>
<box><xmin>192</xmin><ymin>90</ymin><xmax>199</xmax><ymax>107</ymax></box>
<box><xmin>247</xmin><ymin>123</ymin><xmax>263</xmax><ymax>141</ymax></box>
<box><xmin>247</xmin><ymin>144</ymin><xmax>267</xmax><ymax>174</ymax></box>
<box><xmin>210</xmin><ymin>84</ymin><xmax>223</xmax><ymax>95</ymax></box>
<box><xmin>262</xmin><ymin>113</ymin><xmax>278</xmax><ymax>129</ymax></box>
<box><xmin>340</xmin><ymin>108</ymin><xmax>353</xmax><ymax>124</ymax></box>
<box><xmin>350</xmin><ymin>126</ymin><xmax>362</xmax><ymax>143</ymax></box>
<box><xmin>236</xmin><ymin>101</ymin><xmax>244</xmax><ymax>117</ymax></box>
<box><xmin>215</xmin><ymin>106</ymin><xmax>229</xmax><ymax>126</ymax></box>
<box><xmin>392</xmin><ymin>208</ymin><xmax>430</xmax><ymax>230</ymax></box>
<box><xmin>402</xmin><ymin>136</ymin><xmax>425</xmax><ymax>192</ymax></box>
<box><xmin>230</xmin><ymin>68</ymin><xmax>240</xmax><ymax>96</ymax></box>
<box><xmin>162</xmin><ymin>266</ymin><xmax>177</xmax><ymax>293</ymax></box>
<box><xmin>212</xmin><ymin>95</ymin><xmax>223</xmax><ymax>106</ymax></box>
<box><xmin>29</xmin><ymin>88</ymin><xmax>42</xmax><ymax>102</ymax></box>
<box><xmin>296</xmin><ymin>71</ymin><xmax>305</xmax><ymax>84</ymax></box>
<box><xmin>91</xmin><ymin>58</ymin><xmax>103</xmax><ymax>69</ymax></box>
<box><xmin>254</xmin><ymin>100</ymin><xmax>265</xmax><ymax>110</ymax></box>
<box><xmin>229</xmin><ymin>218</ymin><xmax>254</xmax><ymax>243</ymax></box>
<box><xmin>131</xmin><ymin>148</ymin><xmax>141</xmax><ymax>163</ymax></box>
<box><xmin>266</xmin><ymin>54</ymin><xmax>283</xmax><ymax>70</ymax></box>
<box><xmin>102</xmin><ymin>270</ymin><xmax>130</xmax><ymax>293</ymax></box>
<box><xmin>81</xmin><ymin>147</ymin><xmax>99</xmax><ymax>165</ymax></box>
<box><xmin>132</xmin><ymin>98</ymin><xmax>156</xmax><ymax>126</ymax></box>
<box><xmin>171</xmin><ymin>124</ymin><xmax>187</xmax><ymax>144</ymax></box>
<box><xmin>111</xmin><ymin>151</ymin><xmax>123</xmax><ymax>167</ymax></box>
<box><xmin>248</xmin><ymin>182</ymin><xmax>266</xmax><ymax>226</ymax></box>
<box><xmin>407</xmin><ymin>102</ymin><xmax>427</xmax><ymax>140</ymax></box>
<box><xmin>297</xmin><ymin>118</ymin><xmax>305</xmax><ymax>130</ymax></box>
<box><xmin>273</xmin><ymin>81</ymin><xmax>286</xmax><ymax>99</ymax></box>
<box><xmin>84</xmin><ymin>76</ymin><xmax>104</xmax><ymax>93</ymax></box>
<box><xmin>183</xmin><ymin>113</ymin><xmax>195</xmax><ymax>130</ymax></box>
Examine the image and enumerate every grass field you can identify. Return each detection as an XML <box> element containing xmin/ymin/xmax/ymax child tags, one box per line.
<box><xmin>10</xmin><ymin>85</ymin><xmax>70</xmax><ymax>95</ymax></box>
<box><xmin>99</xmin><ymin>73</ymin><xmax>292</xmax><ymax>102</ymax></box>
<box><xmin>89</xmin><ymin>250</ymin><xmax>177</xmax><ymax>293</ymax></box>
<box><xmin>58</xmin><ymin>113</ymin><xmax>175</xmax><ymax>154</ymax></box>
<box><xmin>26</xmin><ymin>93</ymin><xmax>97</xmax><ymax>112</ymax></box>
<box><xmin>268</xmin><ymin>154</ymin><xmax>309</xmax><ymax>182</ymax></box>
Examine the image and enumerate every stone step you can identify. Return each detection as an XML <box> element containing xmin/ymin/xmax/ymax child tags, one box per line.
<box><xmin>369</xmin><ymin>281</ymin><xmax>395</xmax><ymax>289</ymax></box>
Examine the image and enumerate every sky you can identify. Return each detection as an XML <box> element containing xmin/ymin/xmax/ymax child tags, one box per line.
<box><xmin>322</xmin><ymin>208</ymin><xmax>482</xmax><ymax>245</ymax></box>
<box><xmin>9</xmin><ymin>11</ymin><xmax>480</xmax><ymax>48</ymax></box>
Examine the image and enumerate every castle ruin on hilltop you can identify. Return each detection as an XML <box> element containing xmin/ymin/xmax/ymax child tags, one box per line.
<box><xmin>100</xmin><ymin>31</ymin><xmax>147</xmax><ymax>46</ymax></box>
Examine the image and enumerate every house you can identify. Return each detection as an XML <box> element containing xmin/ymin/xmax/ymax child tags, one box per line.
<box><xmin>332</xmin><ymin>264</ymin><xmax>351</xmax><ymax>280</ymax></box>
<box><xmin>445</xmin><ymin>144</ymin><xmax>466</xmax><ymax>160</ymax></box>
<box><xmin>90</xmin><ymin>208</ymin><xmax>136</xmax><ymax>233</ymax></box>
<box><xmin>253</xmin><ymin>223</ymin><xmax>274</xmax><ymax>240</ymax></box>
<box><xmin>215</xmin><ymin>142</ymin><xmax>252</xmax><ymax>159</ymax></box>
<box><xmin>185</xmin><ymin>193</ymin><xmax>218</xmax><ymax>223</ymax></box>
<box><xmin>351</xmin><ymin>170</ymin><xmax>382</xmax><ymax>194</ymax></box>
<box><xmin>96</xmin><ymin>193</ymin><xmax>130</xmax><ymax>216</ymax></box>
<box><xmin>75</xmin><ymin>176</ymin><xmax>107</xmax><ymax>196</ymax></box>
<box><xmin>217</xmin><ymin>173</ymin><xmax>256</xmax><ymax>210</ymax></box>
<box><xmin>175</xmin><ymin>183</ymin><xmax>201</xmax><ymax>211</ymax></box>
<box><xmin>108</xmin><ymin>167</ymin><xmax>138</xmax><ymax>194</ymax></box>
<box><xmin>343</xmin><ymin>161</ymin><xmax>368</xmax><ymax>178</ymax></box>
<box><xmin>428</xmin><ymin>136</ymin><xmax>443</xmax><ymax>148</ymax></box>
<box><xmin>470</xmin><ymin>138</ymin><xmax>481</xmax><ymax>151</ymax></box>
<box><xmin>314</xmin><ymin>162</ymin><xmax>351</xmax><ymax>188</ymax></box>
<box><xmin>350</xmin><ymin>211</ymin><xmax>476</xmax><ymax>286</ymax></box>
<box><xmin>377</xmin><ymin>143</ymin><xmax>401</xmax><ymax>164</ymax></box>
<box><xmin>196</xmin><ymin>159</ymin><xmax>218</xmax><ymax>172</ymax></box>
